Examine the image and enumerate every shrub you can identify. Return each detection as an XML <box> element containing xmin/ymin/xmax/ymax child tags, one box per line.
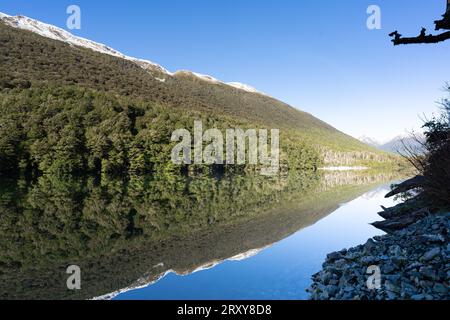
<box><xmin>402</xmin><ymin>87</ymin><xmax>450</xmax><ymax>209</ymax></box>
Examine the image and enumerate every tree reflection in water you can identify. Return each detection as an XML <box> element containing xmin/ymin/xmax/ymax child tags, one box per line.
<box><xmin>0</xmin><ymin>170</ymin><xmax>402</xmax><ymax>299</ymax></box>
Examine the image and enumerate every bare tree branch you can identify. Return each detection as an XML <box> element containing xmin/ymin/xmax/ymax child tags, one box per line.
<box><xmin>392</xmin><ymin>31</ymin><xmax>450</xmax><ymax>45</ymax></box>
<box><xmin>435</xmin><ymin>17</ymin><xmax>450</xmax><ymax>31</ymax></box>
<box><xmin>391</xmin><ymin>1</ymin><xmax>450</xmax><ymax>45</ymax></box>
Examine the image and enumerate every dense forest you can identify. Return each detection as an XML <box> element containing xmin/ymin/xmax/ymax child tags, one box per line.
<box><xmin>0</xmin><ymin>84</ymin><xmax>323</xmax><ymax>175</ymax></box>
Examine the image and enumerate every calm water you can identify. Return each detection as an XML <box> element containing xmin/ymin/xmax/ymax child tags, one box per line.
<box><xmin>112</xmin><ymin>184</ymin><xmax>395</xmax><ymax>300</ymax></box>
<box><xmin>0</xmin><ymin>171</ymin><xmax>400</xmax><ymax>300</ymax></box>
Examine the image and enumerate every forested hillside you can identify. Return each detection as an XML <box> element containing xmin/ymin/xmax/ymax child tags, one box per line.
<box><xmin>0</xmin><ymin>21</ymin><xmax>398</xmax><ymax>175</ymax></box>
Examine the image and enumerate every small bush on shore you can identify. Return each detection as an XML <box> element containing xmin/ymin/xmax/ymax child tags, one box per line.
<box><xmin>422</xmin><ymin>96</ymin><xmax>450</xmax><ymax>208</ymax></box>
<box><xmin>403</xmin><ymin>87</ymin><xmax>450</xmax><ymax>209</ymax></box>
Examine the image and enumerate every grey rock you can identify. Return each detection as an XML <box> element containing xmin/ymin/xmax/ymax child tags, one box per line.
<box><xmin>329</xmin><ymin>279</ymin><xmax>339</xmax><ymax>286</ymax></box>
<box><xmin>389</xmin><ymin>245</ymin><xmax>403</xmax><ymax>256</ymax></box>
<box><xmin>386</xmin><ymin>290</ymin><xmax>398</xmax><ymax>300</ymax></box>
<box><xmin>360</xmin><ymin>256</ymin><xmax>378</xmax><ymax>265</ymax></box>
<box><xmin>422</xmin><ymin>247</ymin><xmax>441</xmax><ymax>261</ymax></box>
<box><xmin>420</xmin><ymin>267</ymin><xmax>438</xmax><ymax>280</ymax></box>
<box><xmin>406</xmin><ymin>262</ymin><xmax>423</xmax><ymax>271</ymax></box>
<box><xmin>402</xmin><ymin>282</ymin><xmax>418</xmax><ymax>296</ymax></box>
<box><xmin>385</xmin><ymin>274</ymin><xmax>401</xmax><ymax>283</ymax></box>
<box><xmin>383</xmin><ymin>263</ymin><xmax>397</xmax><ymax>274</ymax></box>
<box><xmin>333</xmin><ymin>259</ymin><xmax>349</xmax><ymax>269</ymax></box>
<box><xmin>319</xmin><ymin>291</ymin><xmax>329</xmax><ymax>300</ymax></box>
<box><xmin>433</xmin><ymin>283</ymin><xmax>448</xmax><ymax>295</ymax></box>
<box><xmin>308</xmin><ymin>213</ymin><xmax>450</xmax><ymax>300</ymax></box>
<box><xmin>392</xmin><ymin>256</ymin><xmax>408</xmax><ymax>268</ymax></box>
<box><xmin>385</xmin><ymin>281</ymin><xmax>401</xmax><ymax>293</ymax></box>
<box><xmin>419</xmin><ymin>280</ymin><xmax>434</xmax><ymax>289</ymax></box>
<box><xmin>345</xmin><ymin>252</ymin><xmax>361</xmax><ymax>261</ymax></box>
<box><xmin>365</xmin><ymin>239</ymin><xmax>377</xmax><ymax>252</ymax></box>
<box><xmin>320</xmin><ymin>271</ymin><xmax>332</xmax><ymax>284</ymax></box>
<box><xmin>327</xmin><ymin>252</ymin><xmax>342</xmax><ymax>262</ymax></box>
<box><xmin>326</xmin><ymin>285</ymin><xmax>338</xmax><ymax>296</ymax></box>
<box><xmin>411</xmin><ymin>294</ymin><xmax>425</xmax><ymax>300</ymax></box>
<box><xmin>420</xmin><ymin>234</ymin><xmax>445</xmax><ymax>243</ymax></box>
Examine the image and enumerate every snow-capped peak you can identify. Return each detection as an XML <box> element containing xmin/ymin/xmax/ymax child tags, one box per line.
<box><xmin>173</xmin><ymin>71</ymin><xmax>222</xmax><ymax>84</ymax></box>
<box><xmin>173</xmin><ymin>70</ymin><xmax>264</xmax><ymax>94</ymax></box>
<box><xmin>227</xmin><ymin>82</ymin><xmax>260</xmax><ymax>93</ymax></box>
<box><xmin>358</xmin><ymin>135</ymin><xmax>381</xmax><ymax>147</ymax></box>
<box><xmin>0</xmin><ymin>12</ymin><xmax>264</xmax><ymax>95</ymax></box>
<box><xmin>191</xmin><ymin>72</ymin><xmax>222</xmax><ymax>83</ymax></box>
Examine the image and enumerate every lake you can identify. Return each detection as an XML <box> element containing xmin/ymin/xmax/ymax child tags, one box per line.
<box><xmin>0</xmin><ymin>171</ymin><xmax>401</xmax><ymax>300</ymax></box>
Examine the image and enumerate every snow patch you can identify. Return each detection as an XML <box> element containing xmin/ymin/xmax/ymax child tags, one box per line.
<box><xmin>191</xmin><ymin>72</ymin><xmax>221</xmax><ymax>83</ymax></box>
<box><xmin>93</xmin><ymin>245</ymin><xmax>269</xmax><ymax>300</ymax></box>
<box><xmin>178</xmin><ymin>71</ymin><xmax>264</xmax><ymax>94</ymax></box>
<box><xmin>227</xmin><ymin>82</ymin><xmax>259</xmax><ymax>93</ymax></box>
<box><xmin>228</xmin><ymin>246</ymin><xmax>270</xmax><ymax>261</ymax></box>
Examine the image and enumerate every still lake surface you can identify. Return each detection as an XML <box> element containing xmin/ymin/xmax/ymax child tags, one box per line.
<box><xmin>0</xmin><ymin>171</ymin><xmax>400</xmax><ymax>300</ymax></box>
<box><xmin>112</xmin><ymin>183</ymin><xmax>395</xmax><ymax>300</ymax></box>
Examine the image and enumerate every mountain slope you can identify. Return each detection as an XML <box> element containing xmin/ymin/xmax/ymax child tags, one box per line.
<box><xmin>0</xmin><ymin>13</ymin><xmax>263</xmax><ymax>94</ymax></box>
<box><xmin>0</xmin><ymin>13</ymin><xmax>371</xmax><ymax>147</ymax></box>
<box><xmin>0</xmin><ymin>13</ymin><xmax>396</xmax><ymax>174</ymax></box>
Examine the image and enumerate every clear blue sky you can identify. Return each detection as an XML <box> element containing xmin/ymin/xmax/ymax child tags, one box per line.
<box><xmin>1</xmin><ymin>0</ymin><xmax>449</xmax><ymax>141</ymax></box>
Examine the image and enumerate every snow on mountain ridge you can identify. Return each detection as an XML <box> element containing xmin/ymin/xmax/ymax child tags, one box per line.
<box><xmin>175</xmin><ymin>71</ymin><xmax>264</xmax><ymax>94</ymax></box>
<box><xmin>93</xmin><ymin>245</ymin><xmax>270</xmax><ymax>300</ymax></box>
<box><xmin>0</xmin><ymin>13</ymin><xmax>171</xmax><ymax>75</ymax></box>
<box><xmin>227</xmin><ymin>82</ymin><xmax>259</xmax><ymax>93</ymax></box>
<box><xmin>0</xmin><ymin>12</ymin><xmax>264</xmax><ymax>95</ymax></box>
<box><xmin>358</xmin><ymin>135</ymin><xmax>381</xmax><ymax>147</ymax></box>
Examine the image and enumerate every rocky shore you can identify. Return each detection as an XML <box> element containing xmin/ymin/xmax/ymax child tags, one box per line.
<box><xmin>307</xmin><ymin>212</ymin><xmax>449</xmax><ymax>300</ymax></box>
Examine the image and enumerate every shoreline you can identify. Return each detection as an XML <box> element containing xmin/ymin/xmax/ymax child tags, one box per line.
<box><xmin>319</xmin><ymin>166</ymin><xmax>369</xmax><ymax>172</ymax></box>
<box><xmin>307</xmin><ymin>205</ymin><xmax>449</xmax><ymax>300</ymax></box>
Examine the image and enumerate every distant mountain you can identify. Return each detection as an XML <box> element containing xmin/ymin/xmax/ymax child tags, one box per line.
<box><xmin>358</xmin><ymin>135</ymin><xmax>381</xmax><ymax>148</ymax></box>
<box><xmin>359</xmin><ymin>134</ymin><xmax>425</xmax><ymax>154</ymax></box>
<box><xmin>379</xmin><ymin>135</ymin><xmax>425</xmax><ymax>154</ymax></box>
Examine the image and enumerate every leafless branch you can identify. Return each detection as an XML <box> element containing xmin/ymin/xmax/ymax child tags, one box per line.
<box><xmin>392</xmin><ymin>31</ymin><xmax>450</xmax><ymax>45</ymax></box>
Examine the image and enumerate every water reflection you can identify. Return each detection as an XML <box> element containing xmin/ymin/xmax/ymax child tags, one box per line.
<box><xmin>0</xmin><ymin>170</ymin><xmax>401</xmax><ymax>300</ymax></box>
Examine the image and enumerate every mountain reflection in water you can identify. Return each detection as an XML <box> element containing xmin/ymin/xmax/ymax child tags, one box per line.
<box><xmin>0</xmin><ymin>170</ymin><xmax>402</xmax><ymax>300</ymax></box>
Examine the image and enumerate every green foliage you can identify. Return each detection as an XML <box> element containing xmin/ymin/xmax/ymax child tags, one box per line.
<box><xmin>0</xmin><ymin>85</ymin><xmax>327</xmax><ymax>175</ymax></box>
<box><xmin>400</xmin><ymin>88</ymin><xmax>450</xmax><ymax>209</ymax></box>
<box><xmin>421</xmin><ymin>94</ymin><xmax>450</xmax><ymax>208</ymax></box>
<box><xmin>0</xmin><ymin>172</ymin><xmax>319</xmax><ymax>269</ymax></box>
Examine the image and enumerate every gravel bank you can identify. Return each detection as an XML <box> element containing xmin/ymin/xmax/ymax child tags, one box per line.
<box><xmin>307</xmin><ymin>213</ymin><xmax>449</xmax><ymax>300</ymax></box>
